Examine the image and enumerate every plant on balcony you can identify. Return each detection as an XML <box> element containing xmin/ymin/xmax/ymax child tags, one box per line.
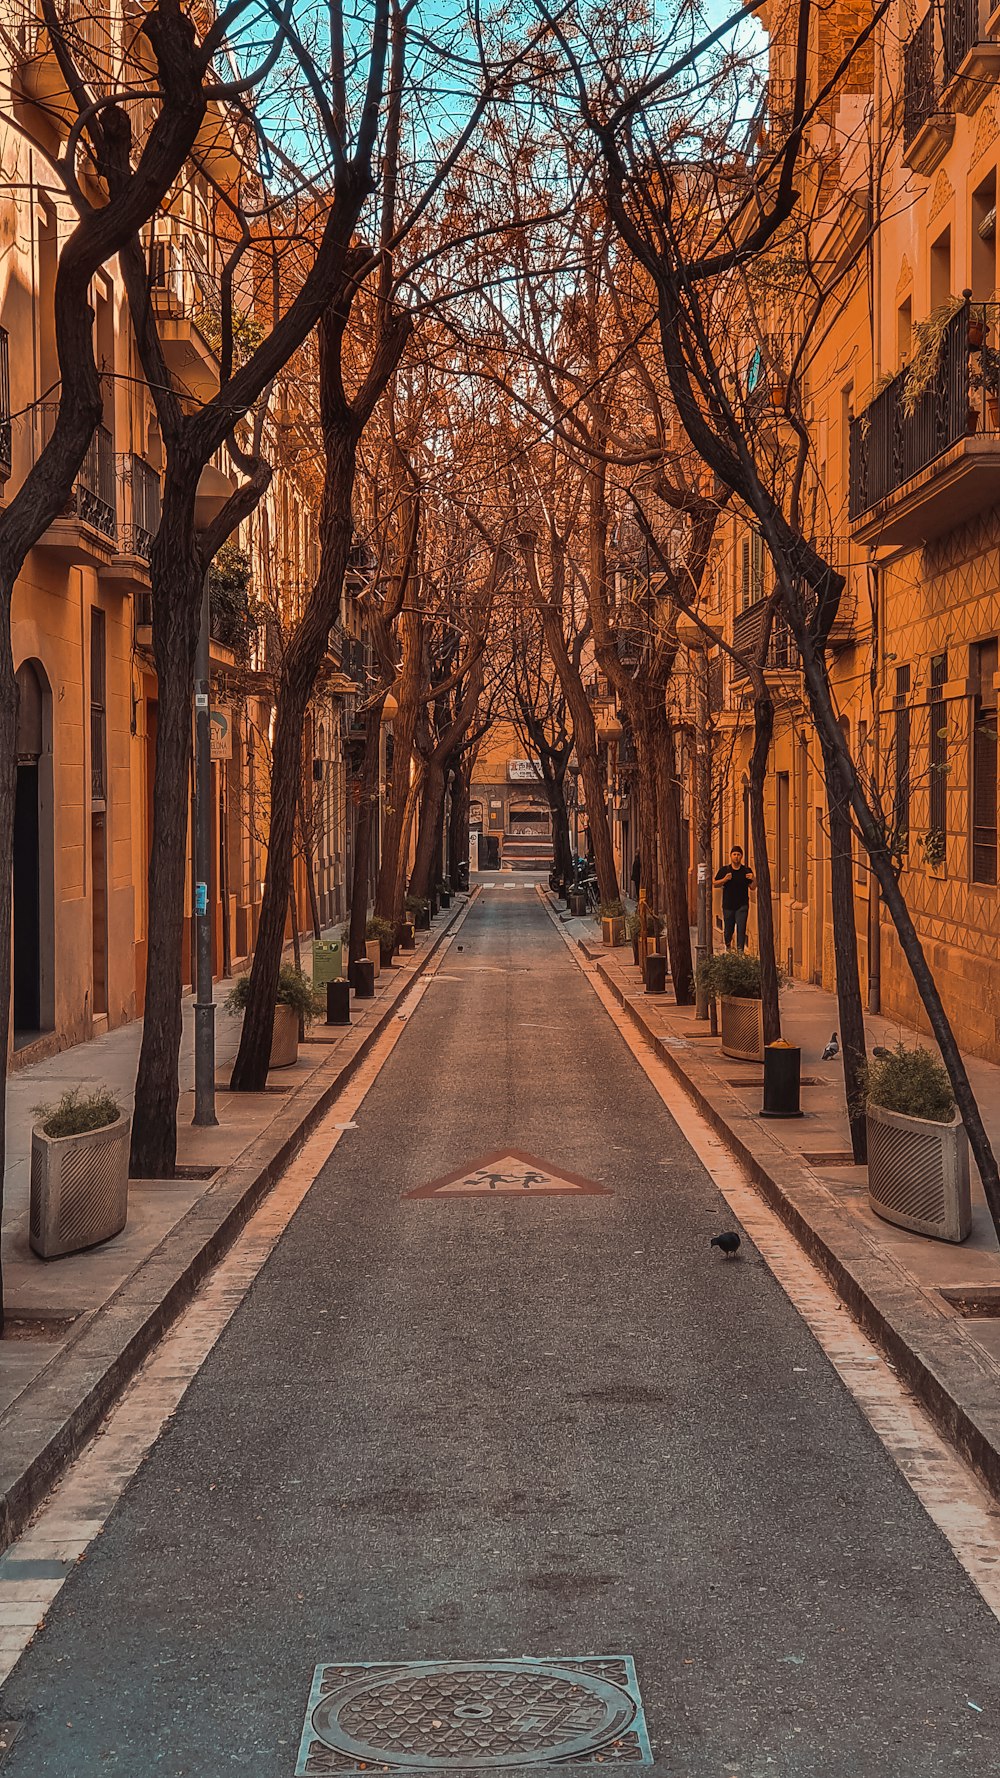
<box><xmin>901</xmin><ymin>295</ymin><xmax>964</xmax><ymax>416</ymax></box>
<box><xmin>208</xmin><ymin>542</ymin><xmax>256</xmax><ymax>662</ymax></box>
<box><xmin>921</xmin><ymin>828</ymin><xmax>947</xmax><ymax>870</ymax></box>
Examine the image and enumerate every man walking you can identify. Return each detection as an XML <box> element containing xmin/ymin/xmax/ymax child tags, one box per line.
<box><xmin>715</xmin><ymin>845</ymin><xmax>754</xmax><ymax>952</ymax></box>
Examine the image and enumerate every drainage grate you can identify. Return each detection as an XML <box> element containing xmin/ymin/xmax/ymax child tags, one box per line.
<box><xmin>803</xmin><ymin>1152</ymin><xmax>859</xmax><ymax>1167</ymax></box>
<box><xmin>939</xmin><ymin>1287</ymin><xmax>1000</xmax><ymax>1318</ymax></box>
<box><xmin>295</xmin><ymin>1657</ymin><xmax>652</xmax><ymax>1773</ymax></box>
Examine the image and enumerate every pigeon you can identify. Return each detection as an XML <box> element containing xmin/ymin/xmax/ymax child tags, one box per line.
<box><xmin>872</xmin><ymin>1045</ymin><xmax>891</xmax><ymax>1060</ymax></box>
<box><xmin>821</xmin><ymin>1032</ymin><xmax>839</xmax><ymax>1061</ymax></box>
<box><xmin>710</xmin><ymin>1231</ymin><xmax>741</xmax><ymax>1259</ymax></box>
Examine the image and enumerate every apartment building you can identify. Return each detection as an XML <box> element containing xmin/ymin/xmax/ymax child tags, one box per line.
<box><xmin>1</xmin><ymin>10</ymin><xmax>360</xmax><ymax>1067</ymax></box>
<box><xmin>677</xmin><ymin>0</ymin><xmax>1000</xmax><ymax>1064</ymax></box>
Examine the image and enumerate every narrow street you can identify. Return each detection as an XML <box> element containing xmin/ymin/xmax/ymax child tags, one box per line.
<box><xmin>1</xmin><ymin>882</ymin><xmax>999</xmax><ymax>1777</ymax></box>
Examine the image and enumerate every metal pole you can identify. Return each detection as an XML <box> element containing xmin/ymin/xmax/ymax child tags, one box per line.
<box><xmin>193</xmin><ymin>567</ymin><xmax>217</xmax><ymax>1126</ymax></box>
<box><xmin>695</xmin><ymin>646</ymin><xmax>712</xmax><ymax>1021</ymax></box>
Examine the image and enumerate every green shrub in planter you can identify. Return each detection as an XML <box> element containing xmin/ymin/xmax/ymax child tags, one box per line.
<box><xmin>405</xmin><ymin>894</ymin><xmax>428</xmax><ymax>915</ymax></box>
<box><xmin>366</xmin><ymin>915</ymin><xmax>396</xmax><ymax>945</ymax></box>
<box><xmin>33</xmin><ymin>1086</ymin><xmax>121</xmax><ymax>1139</ymax></box>
<box><xmin>696</xmin><ymin>950</ymin><xmax>762</xmax><ymax>1000</ymax></box>
<box><xmin>227</xmin><ymin>965</ymin><xmax>319</xmax><ymax>1025</ymax></box>
<box><xmin>862</xmin><ymin>1044</ymin><xmax>955</xmax><ymax>1124</ymax></box>
<box><xmin>598</xmin><ymin>898</ymin><xmax>625</xmax><ymax>920</ymax></box>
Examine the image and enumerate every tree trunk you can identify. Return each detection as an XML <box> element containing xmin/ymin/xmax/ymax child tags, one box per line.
<box><xmin>0</xmin><ymin>599</ymin><xmax>16</xmax><ymax>1330</ymax></box>
<box><xmin>348</xmin><ymin>701</ymin><xmax>384</xmax><ymax>965</ymax></box>
<box><xmin>130</xmin><ymin>513</ymin><xmax>202</xmax><ymax>1179</ymax></box>
<box><xmin>375</xmin><ymin>606</ymin><xmax>422</xmax><ymax>924</ymax></box>
<box><xmin>748</xmin><ymin>688</ymin><xmax>781</xmax><ymax>1044</ymax></box>
<box><xmin>822</xmin><ymin>743</ymin><xmax>868</xmax><ymax>1163</ymax></box>
<box><xmin>230</xmin><ymin>423</ymin><xmax>357</xmax><ymax>1091</ymax></box>
<box><xmin>409</xmin><ymin>758</ymin><xmax>447</xmax><ymax>902</ymax></box>
<box><xmin>448</xmin><ymin>762</ymin><xmax>471</xmax><ymax>886</ymax></box>
<box><xmin>653</xmin><ymin>721</ymin><xmax>694</xmax><ymax>1004</ymax></box>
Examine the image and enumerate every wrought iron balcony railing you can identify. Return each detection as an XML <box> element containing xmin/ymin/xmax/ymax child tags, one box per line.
<box><xmin>116</xmin><ymin>452</ymin><xmax>161</xmax><ymax>558</ymax></box>
<box><xmin>849</xmin><ymin>301</ymin><xmax>1000</xmax><ymax>520</ymax></box>
<box><xmin>38</xmin><ymin>406</ymin><xmax>116</xmax><ymax>540</ymax></box>
<box><xmin>904</xmin><ymin>11</ymin><xmax>938</xmax><ymax>146</ymax></box>
<box><xmin>0</xmin><ymin>326</ymin><xmax>10</xmax><ymax>479</ymax></box>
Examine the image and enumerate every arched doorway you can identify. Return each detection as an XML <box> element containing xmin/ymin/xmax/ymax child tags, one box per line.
<box><xmin>14</xmin><ymin>660</ymin><xmax>54</xmax><ymax>1045</ymax></box>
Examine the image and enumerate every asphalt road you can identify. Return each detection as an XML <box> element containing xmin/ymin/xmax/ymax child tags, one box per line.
<box><xmin>2</xmin><ymin>881</ymin><xmax>999</xmax><ymax>1777</ymax></box>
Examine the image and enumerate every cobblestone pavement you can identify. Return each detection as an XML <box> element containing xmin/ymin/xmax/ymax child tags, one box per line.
<box><xmin>1</xmin><ymin>882</ymin><xmax>999</xmax><ymax>1777</ymax></box>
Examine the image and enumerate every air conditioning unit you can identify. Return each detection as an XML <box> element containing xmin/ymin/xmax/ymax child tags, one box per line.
<box><xmin>30</xmin><ymin>1115</ymin><xmax>130</xmax><ymax>1259</ymax></box>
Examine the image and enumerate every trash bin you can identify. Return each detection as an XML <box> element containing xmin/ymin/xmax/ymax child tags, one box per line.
<box><xmin>761</xmin><ymin>1041</ymin><xmax>803</xmax><ymax>1118</ymax></box>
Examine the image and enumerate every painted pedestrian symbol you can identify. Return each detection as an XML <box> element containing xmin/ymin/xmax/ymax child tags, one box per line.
<box><xmin>405</xmin><ymin>1150</ymin><xmax>610</xmax><ymax>1199</ymax></box>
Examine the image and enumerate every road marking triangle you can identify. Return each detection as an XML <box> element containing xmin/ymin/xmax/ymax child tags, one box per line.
<box><xmin>405</xmin><ymin>1150</ymin><xmax>610</xmax><ymax>1199</ymax></box>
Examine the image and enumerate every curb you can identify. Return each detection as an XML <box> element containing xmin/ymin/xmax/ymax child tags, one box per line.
<box><xmin>542</xmin><ymin>890</ymin><xmax>1000</xmax><ymax>1507</ymax></box>
<box><xmin>0</xmin><ymin>895</ymin><xmax>477</xmax><ymax>1556</ymax></box>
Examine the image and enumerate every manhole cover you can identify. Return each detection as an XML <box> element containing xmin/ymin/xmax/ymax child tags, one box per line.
<box><xmin>295</xmin><ymin>1657</ymin><xmax>651</xmax><ymax>1773</ymax></box>
<box><xmin>405</xmin><ymin>1152</ymin><xmax>610</xmax><ymax>1199</ymax></box>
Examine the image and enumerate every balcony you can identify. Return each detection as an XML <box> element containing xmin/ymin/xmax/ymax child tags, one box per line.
<box><xmin>148</xmin><ymin>232</ymin><xmax>222</xmax><ymax>403</ymax></box>
<box><xmin>102</xmin><ymin>453</ymin><xmax>161</xmax><ymax>591</ymax></box>
<box><xmin>942</xmin><ymin>0</ymin><xmax>1000</xmax><ymax>111</ymax></box>
<box><xmin>903</xmin><ymin>12</ymin><xmax>955</xmax><ymax>172</ymax></box>
<box><xmin>849</xmin><ymin>301</ymin><xmax>1000</xmax><ymax>547</ymax></box>
<box><xmin>36</xmin><ymin>409</ymin><xmax>117</xmax><ymax>563</ymax></box>
<box><xmin>731</xmin><ymin>598</ymin><xmax>799</xmax><ymax>682</ymax></box>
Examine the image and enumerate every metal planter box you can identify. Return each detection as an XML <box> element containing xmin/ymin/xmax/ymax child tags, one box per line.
<box><xmin>602</xmin><ymin>916</ymin><xmax>626</xmax><ymax>947</ymax></box>
<box><xmin>866</xmin><ymin>1102</ymin><xmax>971</xmax><ymax>1242</ymax></box>
<box><xmin>720</xmin><ymin>995</ymin><xmax>765</xmax><ymax>1062</ymax></box>
<box><xmin>269</xmin><ymin>1003</ymin><xmax>300</xmax><ymax>1069</ymax></box>
<box><xmin>30</xmin><ymin>1112</ymin><xmax>130</xmax><ymax>1260</ymax></box>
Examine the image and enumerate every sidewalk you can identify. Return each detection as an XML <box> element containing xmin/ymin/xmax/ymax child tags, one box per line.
<box><xmin>547</xmin><ymin>892</ymin><xmax>1000</xmax><ymax>1501</ymax></box>
<box><xmin>0</xmin><ymin>898</ymin><xmax>474</xmax><ymax>1551</ymax></box>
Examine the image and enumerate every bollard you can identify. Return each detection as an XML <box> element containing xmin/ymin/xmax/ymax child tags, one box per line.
<box><xmin>439</xmin><ymin>889</ymin><xmax>451</xmax><ymax>908</ymax></box>
<box><xmin>761</xmin><ymin>1040</ymin><xmax>803</xmax><ymax>1118</ymax></box>
<box><xmin>416</xmin><ymin>906</ymin><xmax>431</xmax><ymax>930</ymax></box>
<box><xmin>349</xmin><ymin>958</ymin><xmax>375</xmax><ymax>999</ymax></box>
<box><xmin>569</xmin><ymin>892</ymin><xmax>587</xmax><ymax>916</ymax></box>
<box><xmin>399</xmin><ymin>922</ymin><xmax>415</xmax><ymax>950</ymax></box>
<box><xmin>645</xmin><ymin>953</ymin><xmax>667</xmax><ymax>994</ymax></box>
<box><xmin>326</xmin><ymin>979</ymin><xmax>351</xmax><ymax>1025</ymax></box>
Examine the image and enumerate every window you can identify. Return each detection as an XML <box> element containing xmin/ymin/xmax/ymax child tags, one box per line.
<box><xmin>777</xmin><ymin>772</ymin><xmax>790</xmax><ymax>895</ymax></box>
<box><xmin>972</xmin><ymin>639</ymin><xmax>998</xmax><ymax>886</ymax></box>
<box><xmin>856</xmin><ymin>720</ymin><xmax>869</xmax><ymax>885</ymax></box>
<box><xmin>928</xmin><ymin>652</ymin><xmax>948</xmax><ymax>869</ymax></box>
<box><xmin>930</xmin><ymin>227</ymin><xmax>952</xmax><ymax>313</ymax></box>
<box><xmin>795</xmin><ymin>733</ymin><xmax>809</xmax><ymax>899</ymax></box>
<box><xmin>971</xmin><ymin>173</ymin><xmax>997</xmax><ymax>303</ymax></box>
<box><xmin>896</xmin><ymin>298</ymin><xmax>912</xmax><ymax>365</ymax></box>
<box><xmin>90</xmin><ymin>608</ymin><xmax>106</xmax><ymax>805</ymax></box>
<box><xmin>740</xmin><ymin>533</ymin><xmax>765</xmax><ymax>609</ymax></box>
<box><xmin>892</xmin><ymin>664</ymin><xmax>911</xmax><ymax>858</ymax></box>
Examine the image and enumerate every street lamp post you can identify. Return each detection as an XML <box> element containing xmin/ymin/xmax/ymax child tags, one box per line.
<box><xmin>192</xmin><ymin>466</ymin><xmax>234</xmax><ymax>1128</ymax></box>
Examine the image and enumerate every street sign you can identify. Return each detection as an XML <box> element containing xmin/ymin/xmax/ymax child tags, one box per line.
<box><xmin>508</xmin><ymin>758</ymin><xmax>543</xmax><ymax>782</ymax></box>
<box><xmin>210</xmin><ymin>705</ymin><xmax>233</xmax><ymax>759</ymax></box>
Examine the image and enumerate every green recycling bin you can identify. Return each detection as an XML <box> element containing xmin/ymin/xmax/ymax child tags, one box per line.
<box><xmin>312</xmin><ymin>937</ymin><xmax>344</xmax><ymax>989</ymax></box>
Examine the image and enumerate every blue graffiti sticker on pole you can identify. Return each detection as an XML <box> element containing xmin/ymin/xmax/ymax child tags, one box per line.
<box><xmin>195</xmin><ymin>882</ymin><xmax>208</xmax><ymax>915</ymax></box>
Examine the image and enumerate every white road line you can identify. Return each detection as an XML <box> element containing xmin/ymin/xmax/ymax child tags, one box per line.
<box><xmin>543</xmin><ymin>891</ymin><xmax>1000</xmax><ymax>1624</ymax></box>
<box><xmin>0</xmin><ymin>902</ymin><xmax>478</xmax><ymax>1686</ymax></box>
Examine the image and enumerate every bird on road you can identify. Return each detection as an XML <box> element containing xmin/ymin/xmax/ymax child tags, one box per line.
<box><xmin>821</xmin><ymin>1032</ymin><xmax>839</xmax><ymax>1060</ymax></box>
<box><xmin>710</xmin><ymin>1232</ymin><xmax>741</xmax><ymax>1259</ymax></box>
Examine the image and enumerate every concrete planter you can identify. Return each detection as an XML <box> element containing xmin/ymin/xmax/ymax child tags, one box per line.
<box><xmin>866</xmin><ymin>1102</ymin><xmax>971</xmax><ymax>1242</ymax></box>
<box><xmin>269</xmin><ymin>1003</ymin><xmax>300</xmax><ymax>1069</ymax></box>
<box><xmin>602</xmin><ymin>916</ymin><xmax>626</xmax><ymax>947</ymax></box>
<box><xmin>30</xmin><ymin>1112</ymin><xmax>130</xmax><ymax>1259</ymax></box>
<box><xmin>720</xmin><ymin>995</ymin><xmax>764</xmax><ymax>1062</ymax></box>
<box><xmin>365</xmin><ymin>939</ymin><xmax>382</xmax><ymax>979</ymax></box>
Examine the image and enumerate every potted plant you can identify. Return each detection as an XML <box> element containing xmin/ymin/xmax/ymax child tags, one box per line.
<box><xmin>30</xmin><ymin>1087</ymin><xmax>130</xmax><ymax>1259</ymax></box>
<box><xmin>227</xmin><ymin>964</ymin><xmax>317</xmax><ymax>1068</ymax></box>
<box><xmin>862</xmin><ymin>1044</ymin><xmax>970</xmax><ymax>1242</ymax></box>
<box><xmin>696</xmin><ymin>950</ymin><xmax>776</xmax><ymax>1062</ymax></box>
<box><xmin>367</xmin><ymin>914</ymin><xmax>397</xmax><ymax>967</ymax></box>
<box><xmin>626</xmin><ymin>910</ymin><xmax>642</xmax><ymax>964</ymax></box>
<box><xmin>406</xmin><ymin>893</ymin><xmax>430</xmax><ymax>930</ymax></box>
<box><xmin>599</xmin><ymin>899</ymin><xmax>626</xmax><ymax>947</ymax></box>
